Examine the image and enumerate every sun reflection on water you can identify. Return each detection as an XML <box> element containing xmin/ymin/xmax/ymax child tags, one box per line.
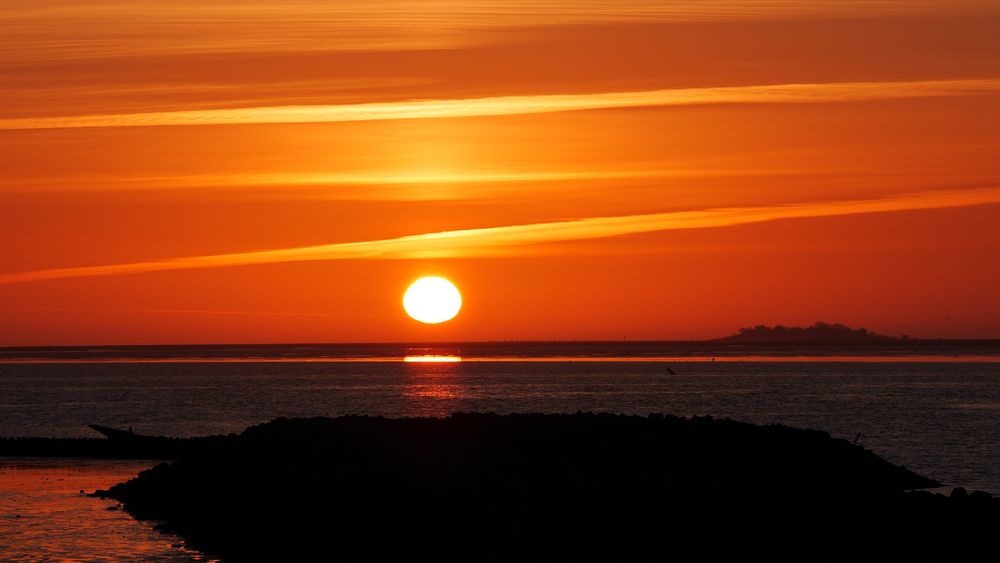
<box><xmin>403</xmin><ymin>355</ymin><xmax>462</xmax><ymax>363</ymax></box>
<box><xmin>402</xmin><ymin>355</ymin><xmax>465</xmax><ymax>414</ymax></box>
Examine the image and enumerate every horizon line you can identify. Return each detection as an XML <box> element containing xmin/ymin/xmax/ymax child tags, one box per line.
<box><xmin>4</xmin><ymin>336</ymin><xmax>1000</xmax><ymax>350</ymax></box>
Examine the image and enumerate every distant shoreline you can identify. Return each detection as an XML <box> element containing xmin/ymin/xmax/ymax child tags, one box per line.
<box><xmin>3</xmin><ymin>355</ymin><xmax>1000</xmax><ymax>364</ymax></box>
<box><xmin>2</xmin><ymin>339</ymin><xmax>1000</xmax><ymax>363</ymax></box>
<box><xmin>4</xmin><ymin>338</ymin><xmax>1000</xmax><ymax>349</ymax></box>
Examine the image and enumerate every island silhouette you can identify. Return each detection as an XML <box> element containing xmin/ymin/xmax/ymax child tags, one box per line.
<box><xmin>717</xmin><ymin>322</ymin><xmax>899</xmax><ymax>344</ymax></box>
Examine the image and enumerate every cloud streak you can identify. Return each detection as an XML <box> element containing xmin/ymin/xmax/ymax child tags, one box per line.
<box><xmin>7</xmin><ymin>1</ymin><xmax>995</xmax><ymax>63</ymax></box>
<box><xmin>9</xmin><ymin>168</ymin><xmax>796</xmax><ymax>199</ymax></box>
<box><xmin>0</xmin><ymin>306</ymin><xmax>381</xmax><ymax>318</ymax></box>
<box><xmin>2</xmin><ymin>187</ymin><xmax>999</xmax><ymax>285</ymax></box>
<box><xmin>3</xmin><ymin>79</ymin><xmax>999</xmax><ymax>131</ymax></box>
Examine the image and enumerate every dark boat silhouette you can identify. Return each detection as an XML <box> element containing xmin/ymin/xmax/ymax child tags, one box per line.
<box><xmin>88</xmin><ymin>424</ymin><xmax>143</xmax><ymax>441</ymax></box>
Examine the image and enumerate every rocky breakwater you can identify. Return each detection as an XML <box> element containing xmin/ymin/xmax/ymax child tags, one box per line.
<box><xmin>96</xmin><ymin>413</ymin><xmax>999</xmax><ymax>560</ymax></box>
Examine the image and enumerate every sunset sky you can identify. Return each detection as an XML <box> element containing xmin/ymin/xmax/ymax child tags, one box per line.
<box><xmin>2</xmin><ymin>1</ymin><xmax>999</xmax><ymax>345</ymax></box>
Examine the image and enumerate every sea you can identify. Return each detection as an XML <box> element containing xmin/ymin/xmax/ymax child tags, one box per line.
<box><xmin>1</xmin><ymin>341</ymin><xmax>999</xmax><ymax>560</ymax></box>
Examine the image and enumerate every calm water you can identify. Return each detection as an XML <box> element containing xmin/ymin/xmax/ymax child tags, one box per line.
<box><xmin>1</xmin><ymin>358</ymin><xmax>998</xmax><ymax>493</ymax></box>
<box><xmin>0</xmin><ymin>459</ymin><xmax>208</xmax><ymax>561</ymax></box>
<box><xmin>1</xmin><ymin>355</ymin><xmax>999</xmax><ymax>559</ymax></box>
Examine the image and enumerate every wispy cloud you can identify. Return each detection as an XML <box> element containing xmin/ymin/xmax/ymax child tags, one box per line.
<box><xmin>9</xmin><ymin>168</ymin><xmax>796</xmax><ymax>200</ymax></box>
<box><xmin>6</xmin><ymin>1</ymin><xmax>994</xmax><ymax>63</ymax></box>
<box><xmin>2</xmin><ymin>187</ymin><xmax>998</xmax><ymax>285</ymax></box>
<box><xmin>0</xmin><ymin>306</ymin><xmax>381</xmax><ymax>318</ymax></box>
<box><xmin>3</xmin><ymin>79</ymin><xmax>998</xmax><ymax>130</ymax></box>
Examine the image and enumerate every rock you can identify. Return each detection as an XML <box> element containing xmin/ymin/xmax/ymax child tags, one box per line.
<box><xmin>96</xmin><ymin>413</ymin><xmax>993</xmax><ymax>560</ymax></box>
<box><xmin>969</xmin><ymin>490</ymin><xmax>994</xmax><ymax>505</ymax></box>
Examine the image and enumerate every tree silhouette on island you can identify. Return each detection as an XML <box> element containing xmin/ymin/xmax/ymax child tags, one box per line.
<box><xmin>719</xmin><ymin>322</ymin><xmax>902</xmax><ymax>344</ymax></box>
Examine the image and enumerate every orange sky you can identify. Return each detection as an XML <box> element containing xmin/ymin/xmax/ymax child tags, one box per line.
<box><xmin>2</xmin><ymin>1</ymin><xmax>999</xmax><ymax>345</ymax></box>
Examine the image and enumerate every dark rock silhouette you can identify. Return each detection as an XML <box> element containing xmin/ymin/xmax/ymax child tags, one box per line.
<box><xmin>718</xmin><ymin>322</ymin><xmax>898</xmax><ymax>344</ymax></box>
<box><xmin>83</xmin><ymin>414</ymin><xmax>999</xmax><ymax>560</ymax></box>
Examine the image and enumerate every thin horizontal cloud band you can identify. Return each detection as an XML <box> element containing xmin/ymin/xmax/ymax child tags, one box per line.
<box><xmin>3</xmin><ymin>79</ymin><xmax>999</xmax><ymax>130</ymax></box>
<box><xmin>2</xmin><ymin>187</ymin><xmax>999</xmax><ymax>285</ymax></box>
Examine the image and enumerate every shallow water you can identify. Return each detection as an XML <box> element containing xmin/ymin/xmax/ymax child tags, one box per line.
<box><xmin>1</xmin><ymin>359</ymin><xmax>998</xmax><ymax>494</ymax></box>
<box><xmin>0</xmin><ymin>459</ymin><xmax>207</xmax><ymax>561</ymax></box>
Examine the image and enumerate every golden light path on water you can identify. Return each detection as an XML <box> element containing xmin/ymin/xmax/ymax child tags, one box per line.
<box><xmin>404</xmin><ymin>355</ymin><xmax>463</xmax><ymax>363</ymax></box>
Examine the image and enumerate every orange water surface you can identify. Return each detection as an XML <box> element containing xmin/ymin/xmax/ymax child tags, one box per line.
<box><xmin>0</xmin><ymin>459</ymin><xmax>209</xmax><ymax>561</ymax></box>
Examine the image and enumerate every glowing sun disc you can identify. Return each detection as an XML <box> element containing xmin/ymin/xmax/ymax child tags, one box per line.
<box><xmin>403</xmin><ymin>277</ymin><xmax>462</xmax><ymax>324</ymax></box>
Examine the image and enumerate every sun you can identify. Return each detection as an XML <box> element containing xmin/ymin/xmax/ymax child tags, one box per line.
<box><xmin>403</xmin><ymin>276</ymin><xmax>462</xmax><ymax>324</ymax></box>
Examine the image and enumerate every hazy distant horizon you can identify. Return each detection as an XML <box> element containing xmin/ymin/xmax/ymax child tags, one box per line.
<box><xmin>5</xmin><ymin>321</ymin><xmax>1000</xmax><ymax>350</ymax></box>
<box><xmin>3</xmin><ymin>339</ymin><xmax>1000</xmax><ymax>365</ymax></box>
